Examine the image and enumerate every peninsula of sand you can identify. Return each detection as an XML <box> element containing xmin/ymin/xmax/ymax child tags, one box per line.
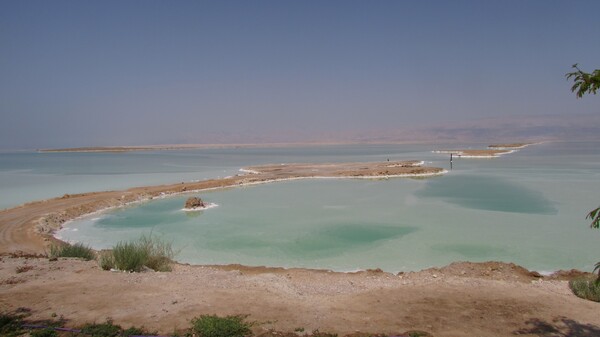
<box><xmin>0</xmin><ymin>160</ymin><xmax>442</xmax><ymax>255</ymax></box>
<box><xmin>433</xmin><ymin>142</ymin><xmax>535</xmax><ymax>158</ymax></box>
<box><xmin>1</xmin><ymin>154</ymin><xmax>599</xmax><ymax>337</ymax></box>
<box><xmin>38</xmin><ymin>142</ymin><xmax>368</xmax><ymax>153</ymax></box>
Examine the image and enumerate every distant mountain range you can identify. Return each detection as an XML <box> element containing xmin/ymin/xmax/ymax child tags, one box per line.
<box><xmin>371</xmin><ymin>113</ymin><xmax>598</xmax><ymax>144</ymax></box>
<box><xmin>286</xmin><ymin>113</ymin><xmax>600</xmax><ymax>144</ymax></box>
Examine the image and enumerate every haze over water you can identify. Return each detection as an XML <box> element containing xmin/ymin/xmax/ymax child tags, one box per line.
<box><xmin>19</xmin><ymin>141</ymin><xmax>594</xmax><ymax>273</ymax></box>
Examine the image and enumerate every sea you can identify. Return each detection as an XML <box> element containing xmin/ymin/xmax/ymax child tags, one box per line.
<box><xmin>1</xmin><ymin>141</ymin><xmax>599</xmax><ymax>273</ymax></box>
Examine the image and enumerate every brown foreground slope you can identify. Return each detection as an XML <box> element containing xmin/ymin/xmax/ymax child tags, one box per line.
<box><xmin>1</xmin><ymin>257</ymin><xmax>599</xmax><ymax>337</ymax></box>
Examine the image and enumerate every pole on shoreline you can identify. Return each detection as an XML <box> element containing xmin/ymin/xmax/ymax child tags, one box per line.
<box><xmin>450</xmin><ymin>153</ymin><xmax>453</xmax><ymax>170</ymax></box>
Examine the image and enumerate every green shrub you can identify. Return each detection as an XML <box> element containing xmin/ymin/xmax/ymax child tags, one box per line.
<box><xmin>110</xmin><ymin>234</ymin><xmax>175</xmax><ymax>272</ymax></box>
<box><xmin>0</xmin><ymin>312</ymin><xmax>23</xmax><ymax>337</ymax></box>
<box><xmin>80</xmin><ymin>319</ymin><xmax>122</xmax><ymax>337</ymax></box>
<box><xmin>78</xmin><ymin>319</ymin><xmax>154</xmax><ymax>337</ymax></box>
<box><xmin>123</xmin><ymin>326</ymin><xmax>156</xmax><ymax>336</ymax></box>
<box><xmin>569</xmin><ymin>277</ymin><xmax>600</xmax><ymax>302</ymax></box>
<box><xmin>98</xmin><ymin>250</ymin><xmax>115</xmax><ymax>270</ymax></box>
<box><xmin>31</xmin><ymin>327</ymin><xmax>58</xmax><ymax>337</ymax></box>
<box><xmin>112</xmin><ymin>241</ymin><xmax>148</xmax><ymax>272</ymax></box>
<box><xmin>137</xmin><ymin>233</ymin><xmax>175</xmax><ymax>272</ymax></box>
<box><xmin>49</xmin><ymin>242</ymin><xmax>95</xmax><ymax>261</ymax></box>
<box><xmin>191</xmin><ymin>315</ymin><xmax>253</xmax><ymax>337</ymax></box>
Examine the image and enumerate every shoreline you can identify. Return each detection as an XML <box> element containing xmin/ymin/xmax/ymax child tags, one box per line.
<box><xmin>488</xmin><ymin>142</ymin><xmax>536</xmax><ymax>149</ymax></box>
<box><xmin>0</xmin><ymin>145</ymin><xmax>581</xmax><ymax>275</ymax></box>
<box><xmin>37</xmin><ymin>141</ymin><xmax>440</xmax><ymax>153</ymax></box>
<box><xmin>0</xmin><ymin>160</ymin><xmax>444</xmax><ymax>258</ymax></box>
<box><xmin>432</xmin><ymin>142</ymin><xmax>536</xmax><ymax>158</ymax></box>
<box><xmin>53</xmin><ymin>165</ymin><xmax>448</xmax><ymax>254</ymax></box>
<box><xmin>432</xmin><ymin>149</ymin><xmax>515</xmax><ymax>158</ymax></box>
<box><xmin>36</xmin><ymin>141</ymin><xmax>542</xmax><ymax>153</ymax></box>
<box><xmin>0</xmin><ymin>153</ymin><xmax>579</xmax><ymax>276</ymax></box>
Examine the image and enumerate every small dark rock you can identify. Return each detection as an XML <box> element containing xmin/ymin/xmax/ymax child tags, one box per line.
<box><xmin>185</xmin><ymin>196</ymin><xmax>205</xmax><ymax>209</ymax></box>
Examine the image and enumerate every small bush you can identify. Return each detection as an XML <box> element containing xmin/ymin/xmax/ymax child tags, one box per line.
<box><xmin>191</xmin><ymin>315</ymin><xmax>253</xmax><ymax>337</ymax></box>
<box><xmin>49</xmin><ymin>242</ymin><xmax>95</xmax><ymax>261</ymax></box>
<box><xmin>110</xmin><ymin>234</ymin><xmax>175</xmax><ymax>272</ymax></box>
<box><xmin>31</xmin><ymin>327</ymin><xmax>58</xmax><ymax>337</ymax></box>
<box><xmin>570</xmin><ymin>277</ymin><xmax>600</xmax><ymax>302</ymax></box>
<box><xmin>112</xmin><ymin>241</ymin><xmax>148</xmax><ymax>272</ymax></box>
<box><xmin>98</xmin><ymin>250</ymin><xmax>115</xmax><ymax>271</ymax></box>
<box><xmin>123</xmin><ymin>326</ymin><xmax>156</xmax><ymax>336</ymax></box>
<box><xmin>138</xmin><ymin>233</ymin><xmax>175</xmax><ymax>272</ymax></box>
<box><xmin>0</xmin><ymin>312</ymin><xmax>23</xmax><ymax>336</ymax></box>
<box><xmin>80</xmin><ymin>319</ymin><xmax>122</xmax><ymax>337</ymax></box>
<box><xmin>77</xmin><ymin>319</ymin><xmax>155</xmax><ymax>337</ymax></box>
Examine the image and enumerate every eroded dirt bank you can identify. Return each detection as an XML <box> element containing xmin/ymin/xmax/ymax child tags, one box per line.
<box><xmin>1</xmin><ymin>257</ymin><xmax>599</xmax><ymax>337</ymax></box>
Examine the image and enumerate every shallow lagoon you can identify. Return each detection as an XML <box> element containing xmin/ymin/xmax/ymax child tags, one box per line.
<box><xmin>50</xmin><ymin>141</ymin><xmax>600</xmax><ymax>273</ymax></box>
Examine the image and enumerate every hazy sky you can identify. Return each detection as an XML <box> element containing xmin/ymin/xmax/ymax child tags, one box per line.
<box><xmin>1</xmin><ymin>1</ymin><xmax>599</xmax><ymax>149</ymax></box>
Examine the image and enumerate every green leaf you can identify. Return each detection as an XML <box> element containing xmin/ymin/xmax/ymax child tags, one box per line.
<box><xmin>565</xmin><ymin>64</ymin><xmax>600</xmax><ymax>98</ymax></box>
<box><xmin>587</xmin><ymin>206</ymin><xmax>600</xmax><ymax>229</ymax></box>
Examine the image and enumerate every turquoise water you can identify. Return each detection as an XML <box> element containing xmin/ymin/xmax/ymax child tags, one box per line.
<box><xmin>416</xmin><ymin>174</ymin><xmax>557</xmax><ymax>214</ymax></box>
<box><xmin>3</xmin><ymin>142</ymin><xmax>600</xmax><ymax>272</ymax></box>
<box><xmin>0</xmin><ymin>144</ymin><xmax>439</xmax><ymax>210</ymax></box>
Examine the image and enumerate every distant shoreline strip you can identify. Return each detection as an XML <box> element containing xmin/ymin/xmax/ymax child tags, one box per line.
<box><xmin>432</xmin><ymin>142</ymin><xmax>536</xmax><ymax>158</ymax></box>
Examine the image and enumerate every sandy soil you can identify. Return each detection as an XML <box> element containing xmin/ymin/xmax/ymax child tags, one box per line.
<box><xmin>1</xmin><ymin>159</ymin><xmax>599</xmax><ymax>336</ymax></box>
<box><xmin>1</xmin><ymin>257</ymin><xmax>599</xmax><ymax>336</ymax></box>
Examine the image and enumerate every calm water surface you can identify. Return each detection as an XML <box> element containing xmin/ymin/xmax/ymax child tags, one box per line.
<box><xmin>2</xmin><ymin>142</ymin><xmax>599</xmax><ymax>272</ymax></box>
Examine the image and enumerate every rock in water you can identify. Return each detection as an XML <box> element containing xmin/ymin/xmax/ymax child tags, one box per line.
<box><xmin>185</xmin><ymin>197</ymin><xmax>205</xmax><ymax>209</ymax></box>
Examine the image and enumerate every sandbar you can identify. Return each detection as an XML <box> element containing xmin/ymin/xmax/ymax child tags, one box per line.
<box><xmin>432</xmin><ymin>149</ymin><xmax>514</xmax><ymax>158</ymax></box>
<box><xmin>488</xmin><ymin>143</ymin><xmax>533</xmax><ymax>149</ymax></box>
<box><xmin>38</xmin><ymin>144</ymin><xmax>294</xmax><ymax>153</ymax></box>
<box><xmin>38</xmin><ymin>142</ymin><xmax>394</xmax><ymax>153</ymax></box>
<box><xmin>0</xmin><ymin>160</ymin><xmax>444</xmax><ymax>255</ymax></box>
<box><xmin>433</xmin><ymin>142</ymin><xmax>535</xmax><ymax>158</ymax></box>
